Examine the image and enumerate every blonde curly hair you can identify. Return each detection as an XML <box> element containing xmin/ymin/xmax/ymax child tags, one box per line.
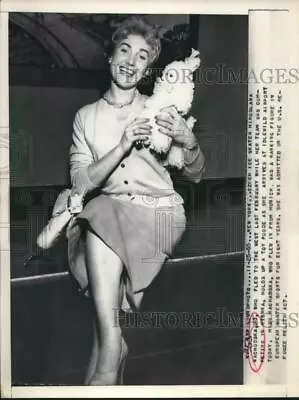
<box><xmin>110</xmin><ymin>16</ymin><xmax>161</xmax><ymax>65</ymax></box>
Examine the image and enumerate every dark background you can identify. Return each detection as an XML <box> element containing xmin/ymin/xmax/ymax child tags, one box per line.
<box><xmin>10</xmin><ymin>13</ymin><xmax>247</xmax><ymax>385</ymax></box>
<box><xmin>9</xmin><ymin>13</ymin><xmax>247</xmax><ymax>279</ymax></box>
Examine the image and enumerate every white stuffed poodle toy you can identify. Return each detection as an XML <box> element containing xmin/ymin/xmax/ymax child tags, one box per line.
<box><xmin>139</xmin><ymin>48</ymin><xmax>201</xmax><ymax>168</ymax></box>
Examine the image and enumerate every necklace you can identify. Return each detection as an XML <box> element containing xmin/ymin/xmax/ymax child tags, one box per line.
<box><xmin>102</xmin><ymin>90</ymin><xmax>139</xmax><ymax>108</ymax></box>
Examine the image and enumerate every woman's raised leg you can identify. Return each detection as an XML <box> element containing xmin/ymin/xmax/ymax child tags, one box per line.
<box><xmin>84</xmin><ymin>228</ymin><xmax>127</xmax><ymax>385</ymax></box>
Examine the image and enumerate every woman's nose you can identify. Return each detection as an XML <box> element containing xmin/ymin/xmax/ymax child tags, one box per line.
<box><xmin>126</xmin><ymin>53</ymin><xmax>136</xmax><ymax>66</ymax></box>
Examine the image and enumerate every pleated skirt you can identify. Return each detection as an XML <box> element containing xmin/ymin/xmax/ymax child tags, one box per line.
<box><xmin>66</xmin><ymin>194</ymin><xmax>186</xmax><ymax>311</ymax></box>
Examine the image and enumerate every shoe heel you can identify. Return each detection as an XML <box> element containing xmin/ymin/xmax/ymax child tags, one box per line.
<box><xmin>87</xmin><ymin>337</ymin><xmax>129</xmax><ymax>386</ymax></box>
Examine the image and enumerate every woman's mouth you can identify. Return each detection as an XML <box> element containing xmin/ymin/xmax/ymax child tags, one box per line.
<box><xmin>118</xmin><ymin>66</ymin><xmax>136</xmax><ymax>78</ymax></box>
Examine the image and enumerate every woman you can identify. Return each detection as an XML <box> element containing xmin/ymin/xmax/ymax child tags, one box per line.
<box><xmin>67</xmin><ymin>16</ymin><xmax>205</xmax><ymax>385</ymax></box>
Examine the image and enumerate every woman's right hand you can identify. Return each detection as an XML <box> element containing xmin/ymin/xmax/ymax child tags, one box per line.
<box><xmin>119</xmin><ymin>117</ymin><xmax>152</xmax><ymax>154</ymax></box>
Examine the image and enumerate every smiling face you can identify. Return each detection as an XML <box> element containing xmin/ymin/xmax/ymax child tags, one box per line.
<box><xmin>110</xmin><ymin>34</ymin><xmax>152</xmax><ymax>89</ymax></box>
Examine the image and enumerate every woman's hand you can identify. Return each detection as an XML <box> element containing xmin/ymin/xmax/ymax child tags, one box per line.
<box><xmin>119</xmin><ymin>117</ymin><xmax>152</xmax><ymax>154</ymax></box>
<box><xmin>155</xmin><ymin>106</ymin><xmax>198</xmax><ymax>149</ymax></box>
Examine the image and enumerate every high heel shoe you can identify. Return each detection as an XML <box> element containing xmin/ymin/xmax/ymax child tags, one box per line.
<box><xmin>88</xmin><ymin>337</ymin><xmax>129</xmax><ymax>386</ymax></box>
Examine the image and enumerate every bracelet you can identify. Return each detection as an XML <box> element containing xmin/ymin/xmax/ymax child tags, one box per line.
<box><xmin>183</xmin><ymin>142</ymin><xmax>201</xmax><ymax>165</ymax></box>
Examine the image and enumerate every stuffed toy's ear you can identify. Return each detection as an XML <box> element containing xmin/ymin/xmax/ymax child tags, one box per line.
<box><xmin>186</xmin><ymin>115</ymin><xmax>197</xmax><ymax>130</ymax></box>
<box><xmin>52</xmin><ymin>188</ymin><xmax>72</xmax><ymax>216</ymax></box>
<box><xmin>185</xmin><ymin>49</ymin><xmax>201</xmax><ymax>72</ymax></box>
<box><xmin>36</xmin><ymin>188</ymin><xmax>84</xmax><ymax>249</ymax></box>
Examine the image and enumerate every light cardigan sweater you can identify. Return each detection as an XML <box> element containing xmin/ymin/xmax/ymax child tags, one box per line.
<box><xmin>69</xmin><ymin>92</ymin><xmax>205</xmax><ymax>204</ymax></box>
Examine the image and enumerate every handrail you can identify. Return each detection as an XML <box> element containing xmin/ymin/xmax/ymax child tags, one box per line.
<box><xmin>11</xmin><ymin>251</ymin><xmax>244</xmax><ymax>287</ymax></box>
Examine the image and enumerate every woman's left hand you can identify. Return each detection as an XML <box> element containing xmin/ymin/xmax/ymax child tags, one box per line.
<box><xmin>155</xmin><ymin>106</ymin><xmax>198</xmax><ymax>149</ymax></box>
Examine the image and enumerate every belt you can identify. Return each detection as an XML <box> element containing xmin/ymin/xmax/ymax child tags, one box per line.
<box><xmin>106</xmin><ymin>192</ymin><xmax>184</xmax><ymax>208</ymax></box>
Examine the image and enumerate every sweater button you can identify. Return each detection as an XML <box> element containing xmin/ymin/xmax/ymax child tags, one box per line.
<box><xmin>124</xmin><ymin>180</ymin><xmax>128</xmax><ymax>184</ymax></box>
<box><xmin>121</xmin><ymin>163</ymin><xmax>125</xmax><ymax>168</ymax></box>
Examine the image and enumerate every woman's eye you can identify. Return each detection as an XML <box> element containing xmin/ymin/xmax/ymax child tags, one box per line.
<box><xmin>120</xmin><ymin>47</ymin><xmax>127</xmax><ymax>53</ymax></box>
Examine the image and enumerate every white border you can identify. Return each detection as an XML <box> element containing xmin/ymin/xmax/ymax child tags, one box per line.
<box><xmin>0</xmin><ymin>0</ymin><xmax>293</xmax><ymax>14</ymax></box>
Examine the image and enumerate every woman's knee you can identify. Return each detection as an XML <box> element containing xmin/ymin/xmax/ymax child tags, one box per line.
<box><xmin>85</xmin><ymin>229</ymin><xmax>121</xmax><ymax>266</ymax></box>
<box><xmin>84</xmin><ymin>228</ymin><xmax>124</xmax><ymax>292</ymax></box>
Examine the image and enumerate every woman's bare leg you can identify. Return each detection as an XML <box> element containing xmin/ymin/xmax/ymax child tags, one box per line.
<box><xmin>84</xmin><ymin>229</ymin><xmax>125</xmax><ymax>385</ymax></box>
<box><xmin>84</xmin><ymin>281</ymin><xmax>126</xmax><ymax>384</ymax></box>
<box><xmin>84</xmin><ymin>318</ymin><xmax>99</xmax><ymax>385</ymax></box>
